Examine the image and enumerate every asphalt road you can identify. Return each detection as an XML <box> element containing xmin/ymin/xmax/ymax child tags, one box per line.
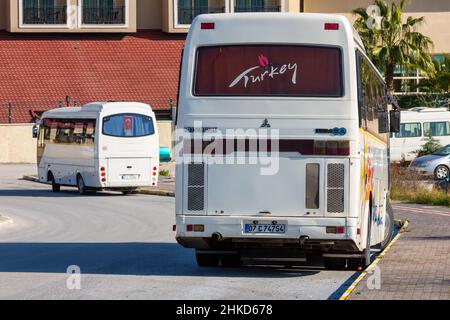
<box><xmin>0</xmin><ymin>164</ymin><xmax>357</xmax><ymax>300</ymax></box>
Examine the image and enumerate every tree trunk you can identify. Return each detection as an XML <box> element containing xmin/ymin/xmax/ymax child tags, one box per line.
<box><xmin>385</xmin><ymin>62</ymin><xmax>395</xmax><ymax>97</ymax></box>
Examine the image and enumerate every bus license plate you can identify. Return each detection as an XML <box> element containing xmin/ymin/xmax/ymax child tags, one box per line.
<box><xmin>121</xmin><ymin>174</ymin><xmax>139</xmax><ymax>180</ymax></box>
<box><xmin>244</xmin><ymin>223</ymin><xmax>286</xmax><ymax>234</ymax></box>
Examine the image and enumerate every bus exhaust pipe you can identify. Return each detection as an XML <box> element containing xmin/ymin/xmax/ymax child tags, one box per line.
<box><xmin>212</xmin><ymin>232</ymin><xmax>223</xmax><ymax>241</ymax></box>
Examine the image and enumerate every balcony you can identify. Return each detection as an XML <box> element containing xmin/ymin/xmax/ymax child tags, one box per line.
<box><xmin>21</xmin><ymin>0</ymin><xmax>68</xmax><ymax>25</ymax></box>
<box><xmin>82</xmin><ymin>6</ymin><xmax>126</xmax><ymax>25</ymax></box>
<box><xmin>176</xmin><ymin>0</ymin><xmax>226</xmax><ymax>26</ymax></box>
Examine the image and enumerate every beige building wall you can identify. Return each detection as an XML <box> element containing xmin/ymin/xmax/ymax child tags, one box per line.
<box><xmin>0</xmin><ymin>124</ymin><xmax>37</xmax><ymax>164</ymax></box>
<box><xmin>0</xmin><ymin>121</ymin><xmax>173</xmax><ymax>163</ymax></box>
<box><xmin>304</xmin><ymin>0</ymin><xmax>450</xmax><ymax>54</ymax></box>
<box><xmin>157</xmin><ymin>120</ymin><xmax>174</xmax><ymax>150</ymax></box>
<box><xmin>6</xmin><ymin>0</ymin><xmax>137</xmax><ymax>33</ymax></box>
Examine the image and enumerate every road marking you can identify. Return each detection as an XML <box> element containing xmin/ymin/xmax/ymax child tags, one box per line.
<box><xmin>393</xmin><ymin>205</ymin><xmax>450</xmax><ymax>217</ymax></box>
<box><xmin>339</xmin><ymin>220</ymin><xmax>409</xmax><ymax>300</ymax></box>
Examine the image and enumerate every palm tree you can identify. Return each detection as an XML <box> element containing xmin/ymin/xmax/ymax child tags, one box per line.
<box><xmin>353</xmin><ymin>0</ymin><xmax>435</xmax><ymax>96</ymax></box>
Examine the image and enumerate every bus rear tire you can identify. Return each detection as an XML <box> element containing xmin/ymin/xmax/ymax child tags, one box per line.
<box><xmin>196</xmin><ymin>251</ymin><xmax>220</xmax><ymax>267</ymax></box>
<box><xmin>77</xmin><ymin>175</ymin><xmax>87</xmax><ymax>195</ymax></box>
<box><xmin>49</xmin><ymin>173</ymin><xmax>60</xmax><ymax>193</ymax></box>
<box><xmin>323</xmin><ymin>257</ymin><xmax>347</xmax><ymax>270</ymax></box>
<box><xmin>380</xmin><ymin>201</ymin><xmax>395</xmax><ymax>250</ymax></box>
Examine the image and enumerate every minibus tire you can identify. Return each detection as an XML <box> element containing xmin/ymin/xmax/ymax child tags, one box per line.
<box><xmin>196</xmin><ymin>251</ymin><xmax>220</xmax><ymax>267</ymax></box>
<box><xmin>50</xmin><ymin>174</ymin><xmax>60</xmax><ymax>193</ymax></box>
<box><xmin>221</xmin><ymin>254</ymin><xmax>242</xmax><ymax>268</ymax></box>
<box><xmin>323</xmin><ymin>257</ymin><xmax>347</xmax><ymax>270</ymax></box>
<box><xmin>380</xmin><ymin>201</ymin><xmax>395</xmax><ymax>250</ymax></box>
<box><xmin>77</xmin><ymin>175</ymin><xmax>87</xmax><ymax>195</ymax></box>
<box><xmin>122</xmin><ymin>189</ymin><xmax>137</xmax><ymax>195</ymax></box>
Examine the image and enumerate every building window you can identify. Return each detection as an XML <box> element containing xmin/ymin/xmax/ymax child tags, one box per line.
<box><xmin>21</xmin><ymin>0</ymin><xmax>68</xmax><ymax>25</ymax></box>
<box><xmin>81</xmin><ymin>0</ymin><xmax>127</xmax><ymax>25</ymax></box>
<box><xmin>175</xmin><ymin>0</ymin><xmax>227</xmax><ymax>27</ymax></box>
<box><xmin>233</xmin><ymin>0</ymin><xmax>282</xmax><ymax>13</ymax></box>
<box><xmin>393</xmin><ymin>54</ymin><xmax>445</xmax><ymax>95</ymax></box>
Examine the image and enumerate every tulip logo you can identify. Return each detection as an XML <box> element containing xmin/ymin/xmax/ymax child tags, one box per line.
<box><xmin>258</xmin><ymin>54</ymin><xmax>269</xmax><ymax>67</ymax></box>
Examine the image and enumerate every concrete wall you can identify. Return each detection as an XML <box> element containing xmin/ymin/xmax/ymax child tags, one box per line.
<box><xmin>0</xmin><ymin>122</ymin><xmax>174</xmax><ymax>164</ymax></box>
<box><xmin>0</xmin><ymin>124</ymin><xmax>37</xmax><ymax>164</ymax></box>
<box><xmin>304</xmin><ymin>0</ymin><xmax>450</xmax><ymax>54</ymax></box>
<box><xmin>157</xmin><ymin>120</ymin><xmax>174</xmax><ymax>150</ymax></box>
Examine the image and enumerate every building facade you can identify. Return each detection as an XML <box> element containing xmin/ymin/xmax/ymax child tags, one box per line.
<box><xmin>0</xmin><ymin>1</ymin><xmax>449</xmax><ymax>161</ymax></box>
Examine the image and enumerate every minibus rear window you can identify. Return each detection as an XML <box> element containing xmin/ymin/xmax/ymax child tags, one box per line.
<box><xmin>102</xmin><ymin>114</ymin><xmax>155</xmax><ymax>138</ymax></box>
<box><xmin>194</xmin><ymin>45</ymin><xmax>343</xmax><ymax>97</ymax></box>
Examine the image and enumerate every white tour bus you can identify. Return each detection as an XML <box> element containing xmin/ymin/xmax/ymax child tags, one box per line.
<box><xmin>175</xmin><ymin>13</ymin><xmax>400</xmax><ymax>269</ymax></box>
<box><xmin>34</xmin><ymin>102</ymin><xmax>160</xmax><ymax>195</ymax></box>
<box><xmin>390</xmin><ymin>107</ymin><xmax>450</xmax><ymax>162</ymax></box>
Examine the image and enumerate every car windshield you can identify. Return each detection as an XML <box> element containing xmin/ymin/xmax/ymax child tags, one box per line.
<box><xmin>434</xmin><ymin>145</ymin><xmax>450</xmax><ymax>156</ymax></box>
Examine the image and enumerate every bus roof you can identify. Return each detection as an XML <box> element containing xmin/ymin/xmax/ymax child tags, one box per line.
<box><xmin>187</xmin><ymin>13</ymin><xmax>365</xmax><ymax>51</ymax></box>
<box><xmin>400</xmin><ymin>107</ymin><xmax>450</xmax><ymax>121</ymax></box>
<box><xmin>41</xmin><ymin>102</ymin><xmax>154</xmax><ymax>119</ymax></box>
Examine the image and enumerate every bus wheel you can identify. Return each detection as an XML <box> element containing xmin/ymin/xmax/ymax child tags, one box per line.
<box><xmin>323</xmin><ymin>257</ymin><xmax>347</xmax><ymax>270</ymax></box>
<box><xmin>50</xmin><ymin>173</ymin><xmax>60</xmax><ymax>193</ymax></box>
<box><xmin>221</xmin><ymin>254</ymin><xmax>242</xmax><ymax>268</ymax></box>
<box><xmin>122</xmin><ymin>189</ymin><xmax>137</xmax><ymax>195</ymax></box>
<box><xmin>77</xmin><ymin>175</ymin><xmax>87</xmax><ymax>195</ymax></box>
<box><xmin>196</xmin><ymin>251</ymin><xmax>220</xmax><ymax>267</ymax></box>
<box><xmin>380</xmin><ymin>201</ymin><xmax>395</xmax><ymax>250</ymax></box>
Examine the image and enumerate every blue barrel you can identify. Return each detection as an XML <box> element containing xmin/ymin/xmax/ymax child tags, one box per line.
<box><xmin>159</xmin><ymin>147</ymin><xmax>172</xmax><ymax>162</ymax></box>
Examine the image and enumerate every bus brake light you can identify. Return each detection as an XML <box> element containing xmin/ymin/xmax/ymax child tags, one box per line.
<box><xmin>324</xmin><ymin>23</ymin><xmax>339</xmax><ymax>30</ymax></box>
<box><xmin>201</xmin><ymin>22</ymin><xmax>215</xmax><ymax>30</ymax></box>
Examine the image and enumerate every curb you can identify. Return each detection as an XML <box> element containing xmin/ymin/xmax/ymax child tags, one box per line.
<box><xmin>137</xmin><ymin>189</ymin><xmax>175</xmax><ymax>197</ymax></box>
<box><xmin>338</xmin><ymin>219</ymin><xmax>410</xmax><ymax>300</ymax></box>
<box><xmin>22</xmin><ymin>175</ymin><xmax>40</xmax><ymax>183</ymax></box>
<box><xmin>22</xmin><ymin>175</ymin><xmax>175</xmax><ymax>197</ymax></box>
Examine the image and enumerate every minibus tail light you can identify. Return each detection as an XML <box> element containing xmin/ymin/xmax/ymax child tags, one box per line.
<box><xmin>201</xmin><ymin>22</ymin><xmax>215</xmax><ymax>30</ymax></box>
<box><xmin>324</xmin><ymin>23</ymin><xmax>339</xmax><ymax>30</ymax></box>
<box><xmin>100</xmin><ymin>167</ymin><xmax>105</xmax><ymax>172</ymax></box>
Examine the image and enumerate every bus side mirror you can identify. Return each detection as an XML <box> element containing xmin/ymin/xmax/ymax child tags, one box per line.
<box><xmin>32</xmin><ymin>125</ymin><xmax>39</xmax><ymax>138</ymax></box>
<box><xmin>390</xmin><ymin>110</ymin><xmax>401</xmax><ymax>133</ymax></box>
<box><xmin>378</xmin><ymin>111</ymin><xmax>389</xmax><ymax>133</ymax></box>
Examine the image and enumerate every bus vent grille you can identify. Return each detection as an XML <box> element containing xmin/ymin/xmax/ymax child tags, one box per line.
<box><xmin>187</xmin><ymin>163</ymin><xmax>204</xmax><ymax>211</ymax></box>
<box><xmin>327</xmin><ymin>163</ymin><xmax>345</xmax><ymax>213</ymax></box>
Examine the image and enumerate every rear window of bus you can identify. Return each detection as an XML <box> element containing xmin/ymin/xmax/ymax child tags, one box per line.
<box><xmin>102</xmin><ymin>114</ymin><xmax>155</xmax><ymax>138</ymax></box>
<box><xmin>194</xmin><ymin>45</ymin><xmax>343</xmax><ymax>97</ymax></box>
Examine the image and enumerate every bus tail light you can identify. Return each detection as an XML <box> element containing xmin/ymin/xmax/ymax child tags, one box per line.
<box><xmin>324</xmin><ymin>23</ymin><xmax>339</xmax><ymax>30</ymax></box>
<box><xmin>201</xmin><ymin>22</ymin><xmax>215</xmax><ymax>30</ymax></box>
<box><xmin>186</xmin><ymin>224</ymin><xmax>204</xmax><ymax>232</ymax></box>
<box><xmin>326</xmin><ymin>226</ymin><xmax>345</xmax><ymax>234</ymax></box>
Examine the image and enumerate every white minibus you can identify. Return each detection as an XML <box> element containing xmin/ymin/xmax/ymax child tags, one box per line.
<box><xmin>34</xmin><ymin>102</ymin><xmax>159</xmax><ymax>195</ymax></box>
<box><xmin>390</xmin><ymin>107</ymin><xmax>450</xmax><ymax>162</ymax></box>
<box><xmin>175</xmin><ymin>13</ymin><xmax>400</xmax><ymax>269</ymax></box>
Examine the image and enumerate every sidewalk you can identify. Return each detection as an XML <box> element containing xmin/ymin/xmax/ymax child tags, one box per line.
<box><xmin>349</xmin><ymin>203</ymin><xmax>450</xmax><ymax>300</ymax></box>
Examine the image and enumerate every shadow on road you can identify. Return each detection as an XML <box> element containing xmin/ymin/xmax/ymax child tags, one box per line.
<box><xmin>0</xmin><ymin>189</ymin><xmax>125</xmax><ymax>198</ymax></box>
<box><xmin>0</xmin><ymin>242</ymin><xmax>322</xmax><ymax>278</ymax></box>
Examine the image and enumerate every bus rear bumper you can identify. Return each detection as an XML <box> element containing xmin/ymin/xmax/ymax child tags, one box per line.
<box><xmin>176</xmin><ymin>215</ymin><xmax>360</xmax><ymax>253</ymax></box>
